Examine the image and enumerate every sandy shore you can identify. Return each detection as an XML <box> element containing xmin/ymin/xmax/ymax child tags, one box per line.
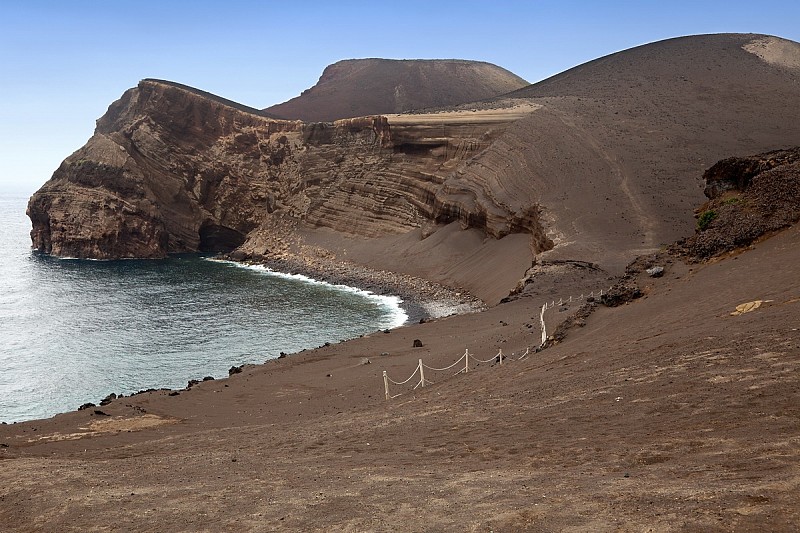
<box><xmin>230</xmin><ymin>252</ymin><xmax>487</xmax><ymax>323</ymax></box>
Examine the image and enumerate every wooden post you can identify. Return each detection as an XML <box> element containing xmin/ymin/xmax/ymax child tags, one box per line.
<box><xmin>498</xmin><ymin>349</ymin><xmax>503</xmax><ymax>365</ymax></box>
<box><xmin>418</xmin><ymin>359</ymin><xmax>426</xmax><ymax>388</ymax></box>
<box><xmin>540</xmin><ymin>303</ymin><xmax>547</xmax><ymax>347</ymax></box>
<box><xmin>383</xmin><ymin>371</ymin><xmax>390</xmax><ymax>400</ymax></box>
<box><xmin>464</xmin><ymin>349</ymin><xmax>470</xmax><ymax>373</ymax></box>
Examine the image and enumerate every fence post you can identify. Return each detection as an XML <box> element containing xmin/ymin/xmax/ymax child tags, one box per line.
<box><xmin>465</xmin><ymin>349</ymin><xmax>470</xmax><ymax>373</ymax></box>
<box><xmin>540</xmin><ymin>303</ymin><xmax>547</xmax><ymax>347</ymax></box>
<box><xmin>383</xmin><ymin>370</ymin><xmax>390</xmax><ymax>400</ymax></box>
<box><xmin>418</xmin><ymin>359</ymin><xmax>426</xmax><ymax>388</ymax></box>
<box><xmin>498</xmin><ymin>349</ymin><xmax>503</xmax><ymax>365</ymax></box>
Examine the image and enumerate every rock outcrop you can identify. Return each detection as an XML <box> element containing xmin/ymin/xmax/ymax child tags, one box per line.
<box><xmin>673</xmin><ymin>146</ymin><xmax>800</xmax><ymax>260</ymax></box>
<box><xmin>264</xmin><ymin>59</ymin><xmax>529</xmax><ymax>122</ymax></box>
<box><xmin>28</xmin><ymin>79</ymin><xmax>547</xmax><ymax>262</ymax></box>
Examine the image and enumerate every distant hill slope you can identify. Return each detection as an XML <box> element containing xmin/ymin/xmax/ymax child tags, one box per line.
<box><xmin>436</xmin><ymin>32</ymin><xmax>800</xmax><ymax>271</ymax></box>
<box><xmin>263</xmin><ymin>59</ymin><xmax>528</xmax><ymax>122</ymax></box>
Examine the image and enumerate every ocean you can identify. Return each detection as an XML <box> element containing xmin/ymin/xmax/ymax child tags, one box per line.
<box><xmin>0</xmin><ymin>194</ymin><xmax>407</xmax><ymax>423</ymax></box>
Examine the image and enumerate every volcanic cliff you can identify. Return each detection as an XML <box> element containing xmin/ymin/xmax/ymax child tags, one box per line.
<box><xmin>28</xmin><ymin>34</ymin><xmax>800</xmax><ymax>304</ymax></box>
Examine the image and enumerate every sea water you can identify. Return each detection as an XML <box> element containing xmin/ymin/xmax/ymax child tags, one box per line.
<box><xmin>0</xmin><ymin>195</ymin><xmax>407</xmax><ymax>423</ymax></box>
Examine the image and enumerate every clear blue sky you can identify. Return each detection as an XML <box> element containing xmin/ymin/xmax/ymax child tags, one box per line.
<box><xmin>1</xmin><ymin>0</ymin><xmax>799</xmax><ymax>195</ymax></box>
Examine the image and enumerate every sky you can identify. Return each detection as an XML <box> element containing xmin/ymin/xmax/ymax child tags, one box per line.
<box><xmin>1</xmin><ymin>0</ymin><xmax>799</xmax><ymax>195</ymax></box>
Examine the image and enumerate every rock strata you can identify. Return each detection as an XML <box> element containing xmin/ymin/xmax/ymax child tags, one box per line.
<box><xmin>28</xmin><ymin>79</ymin><xmax>547</xmax><ymax>262</ymax></box>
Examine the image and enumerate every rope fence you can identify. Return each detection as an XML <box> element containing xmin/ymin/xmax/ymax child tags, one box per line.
<box><xmin>382</xmin><ymin>284</ymin><xmax>614</xmax><ymax>400</ymax></box>
<box><xmin>383</xmin><ymin>348</ymin><xmax>530</xmax><ymax>400</ymax></box>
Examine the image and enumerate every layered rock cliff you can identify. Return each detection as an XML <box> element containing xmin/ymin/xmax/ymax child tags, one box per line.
<box><xmin>28</xmin><ymin>79</ymin><xmax>548</xmax><ymax>263</ymax></box>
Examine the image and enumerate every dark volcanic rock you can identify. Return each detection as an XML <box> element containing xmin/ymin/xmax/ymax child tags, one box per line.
<box><xmin>673</xmin><ymin>147</ymin><xmax>800</xmax><ymax>260</ymax></box>
<box><xmin>542</xmin><ymin>303</ymin><xmax>596</xmax><ymax>348</ymax></box>
<box><xmin>600</xmin><ymin>284</ymin><xmax>642</xmax><ymax>307</ymax></box>
<box><xmin>703</xmin><ymin>147</ymin><xmax>800</xmax><ymax>199</ymax></box>
<box><xmin>99</xmin><ymin>393</ymin><xmax>117</xmax><ymax>406</ymax></box>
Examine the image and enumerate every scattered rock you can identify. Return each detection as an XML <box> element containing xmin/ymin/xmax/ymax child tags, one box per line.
<box><xmin>646</xmin><ymin>266</ymin><xmax>665</xmax><ymax>278</ymax></box>
<box><xmin>278</xmin><ymin>352</ymin><xmax>287</xmax><ymax>359</ymax></box>
<box><xmin>413</xmin><ymin>339</ymin><xmax>423</xmax><ymax>348</ymax></box>
<box><xmin>228</xmin><ymin>365</ymin><xmax>243</xmax><ymax>375</ymax></box>
<box><xmin>186</xmin><ymin>379</ymin><xmax>200</xmax><ymax>389</ymax></box>
<box><xmin>99</xmin><ymin>393</ymin><xmax>117</xmax><ymax>406</ymax></box>
<box><xmin>542</xmin><ymin>303</ymin><xmax>597</xmax><ymax>348</ymax></box>
<box><xmin>93</xmin><ymin>410</ymin><xmax>110</xmax><ymax>416</ymax></box>
<box><xmin>360</xmin><ymin>358</ymin><xmax>371</xmax><ymax>365</ymax></box>
<box><xmin>78</xmin><ymin>402</ymin><xmax>96</xmax><ymax>411</ymax></box>
<box><xmin>600</xmin><ymin>284</ymin><xmax>642</xmax><ymax>307</ymax></box>
<box><xmin>0</xmin><ymin>443</ymin><xmax>8</xmax><ymax>448</ymax></box>
<box><xmin>202</xmin><ymin>376</ymin><xmax>214</xmax><ymax>381</ymax></box>
<box><xmin>380</xmin><ymin>352</ymin><xmax>389</xmax><ymax>357</ymax></box>
<box><xmin>168</xmin><ymin>391</ymin><xmax>180</xmax><ymax>397</ymax></box>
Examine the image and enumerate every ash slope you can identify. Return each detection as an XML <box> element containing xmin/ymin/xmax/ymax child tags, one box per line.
<box><xmin>4</xmin><ymin>159</ymin><xmax>800</xmax><ymax>531</ymax></box>
<box><xmin>27</xmin><ymin>34</ymin><xmax>800</xmax><ymax>304</ymax></box>
<box><xmin>264</xmin><ymin>58</ymin><xmax>529</xmax><ymax>122</ymax></box>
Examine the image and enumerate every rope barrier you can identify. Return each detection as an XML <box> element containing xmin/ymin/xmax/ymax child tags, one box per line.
<box><xmin>383</xmin><ymin>348</ymin><xmax>516</xmax><ymax>400</ymax></box>
<box><xmin>382</xmin><ymin>283</ymin><xmax>616</xmax><ymax>399</ymax></box>
<box><xmin>469</xmin><ymin>351</ymin><xmax>502</xmax><ymax>364</ymax></box>
<box><xmin>421</xmin><ymin>352</ymin><xmax>467</xmax><ymax>372</ymax></box>
<box><xmin>385</xmin><ymin>366</ymin><xmax>420</xmax><ymax>386</ymax></box>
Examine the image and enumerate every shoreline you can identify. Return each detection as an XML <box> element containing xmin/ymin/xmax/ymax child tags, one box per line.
<box><xmin>224</xmin><ymin>252</ymin><xmax>487</xmax><ymax>325</ymax></box>
<box><xmin>2</xmin><ymin>250</ymin><xmax>487</xmax><ymax>424</ymax></box>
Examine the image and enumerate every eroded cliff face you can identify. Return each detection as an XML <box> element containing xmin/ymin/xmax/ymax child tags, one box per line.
<box><xmin>28</xmin><ymin>80</ymin><xmax>549</xmax><ymax>261</ymax></box>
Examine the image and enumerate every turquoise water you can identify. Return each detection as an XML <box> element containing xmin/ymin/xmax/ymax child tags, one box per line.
<box><xmin>0</xmin><ymin>195</ymin><xmax>406</xmax><ymax>423</ymax></box>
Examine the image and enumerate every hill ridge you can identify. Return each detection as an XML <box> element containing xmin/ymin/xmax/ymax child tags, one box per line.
<box><xmin>264</xmin><ymin>58</ymin><xmax>528</xmax><ymax>122</ymax></box>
